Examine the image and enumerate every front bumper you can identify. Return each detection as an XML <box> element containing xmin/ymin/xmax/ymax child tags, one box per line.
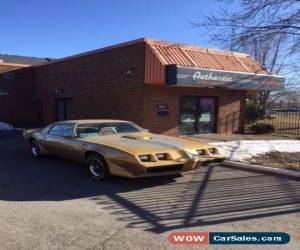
<box><xmin>108</xmin><ymin>156</ymin><xmax>225</xmax><ymax>178</ymax></box>
<box><xmin>198</xmin><ymin>157</ymin><xmax>225</xmax><ymax>166</ymax></box>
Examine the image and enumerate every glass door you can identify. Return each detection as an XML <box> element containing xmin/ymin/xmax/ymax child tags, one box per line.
<box><xmin>179</xmin><ymin>96</ymin><xmax>217</xmax><ymax>134</ymax></box>
<box><xmin>197</xmin><ymin>98</ymin><xmax>216</xmax><ymax>133</ymax></box>
<box><xmin>55</xmin><ymin>98</ymin><xmax>72</xmax><ymax>121</ymax></box>
<box><xmin>179</xmin><ymin>96</ymin><xmax>197</xmax><ymax>134</ymax></box>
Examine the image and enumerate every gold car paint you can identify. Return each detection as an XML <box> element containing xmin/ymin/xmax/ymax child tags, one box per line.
<box><xmin>24</xmin><ymin>119</ymin><xmax>225</xmax><ymax>178</ymax></box>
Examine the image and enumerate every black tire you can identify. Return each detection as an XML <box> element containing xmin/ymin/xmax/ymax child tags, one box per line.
<box><xmin>86</xmin><ymin>154</ymin><xmax>111</xmax><ymax>180</ymax></box>
<box><xmin>29</xmin><ymin>139</ymin><xmax>42</xmax><ymax>158</ymax></box>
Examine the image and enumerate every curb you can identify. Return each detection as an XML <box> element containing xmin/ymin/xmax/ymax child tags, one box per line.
<box><xmin>224</xmin><ymin>160</ymin><xmax>300</xmax><ymax>179</ymax></box>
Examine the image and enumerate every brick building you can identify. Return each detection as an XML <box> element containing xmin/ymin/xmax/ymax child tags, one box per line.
<box><xmin>0</xmin><ymin>38</ymin><xmax>284</xmax><ymax>135</ymax></box>
<box><xmin>0</xmin><ymin>54</ymin><xmax>51</xmax><ymax>126</ymax></box>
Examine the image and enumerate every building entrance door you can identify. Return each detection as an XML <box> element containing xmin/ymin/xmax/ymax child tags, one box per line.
<box><xmin>179</xmin><ymin>96</ymin><xmax>217</xmax><ymax>134</ymax></box>
<box><xmin>55</xmin><ymin>98</ymin><xmax>72</xmax><ymax>121</ymax></box>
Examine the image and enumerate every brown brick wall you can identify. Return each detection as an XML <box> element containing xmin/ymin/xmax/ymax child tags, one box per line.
<box><xmin>0</xmin><ymin>41</ymin><xmax>247</xmax><ymax>135</ymax></box>
<box><xmin>0</xmin><ymin>67</ymin><xmax>37</xmax><ymax>126</ymax></box>
<box><xmin>34</xmin><ymin>42</ymin><xmax>146</xmax><ymax>127</ymax></box>
<box><xmin>140</xmin><ymin>85</ymin><xmax>246</xmax><ymax>135</ymax></box>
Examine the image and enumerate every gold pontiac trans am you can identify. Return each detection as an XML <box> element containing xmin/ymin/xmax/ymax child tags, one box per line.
<box><xmin>24</xmin><ymin>120</ymin><xmax>225</xmax><ymax>180</ymax></box>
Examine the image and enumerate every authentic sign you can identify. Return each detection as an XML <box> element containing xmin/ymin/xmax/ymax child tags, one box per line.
<box><xmin>166</xmin><ymin>65</ymin><xmax>285</xmax><ymax>91</ymax></box>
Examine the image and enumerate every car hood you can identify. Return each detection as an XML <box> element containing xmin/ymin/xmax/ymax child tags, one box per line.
<box><xmin>78</xmin><ymin>132</ymin><xmax>211</xmax><ymax>155</ymax></box>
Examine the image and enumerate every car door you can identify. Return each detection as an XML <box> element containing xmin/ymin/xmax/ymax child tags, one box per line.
<box><xmin>42</xmin><ymin>124</ymin><xmax>75</xmax><ymax>159</ymax></box>
<box><xmin>58</xmin><ymin>124</ymin><xmax>82</xmax><ymax>161</ymax></box>
<box><xmin>38</xmin><ymin>124</ymin><xmax>64</xmax><ymax>154</ymax></box>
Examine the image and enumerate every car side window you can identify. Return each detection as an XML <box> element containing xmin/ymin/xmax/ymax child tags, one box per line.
<box><xmin>76</xmin><ymin>125</ymin><xmax>99</xmax><ymax>138</ymax></box>
<box><xmin>48</xmin><ymin>124</ymin><xmax>74</xmax><ymax>137</ymax></box>
<box><xmin>48</xmin><ymin>125</ymin><xmax>63</xmax><ymax>136</ymax></box>
<box><xmin>61</xmin><ymin>124</ymin><xmax>74</xmax><ymax>137</ymax></box>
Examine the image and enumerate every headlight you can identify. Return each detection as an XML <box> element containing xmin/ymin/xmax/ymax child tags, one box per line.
<box><xmin>138</xmin><ymin>154</ymin><xmax>152</xmax><ymax>162</ymax></box>
<box><xmin>208</xmin><ymin>148</ymin><xmax>218</xmax><ymax>154</ymax></box>
<box><xmin>155</xmin><ymin>153</ymin><xmax>168</xmax><ymax>160</ymax></box>
<box><xmin>196</xmin><ymin>149</ymin><xmax>207</xmax><ymax>155</ymax></box>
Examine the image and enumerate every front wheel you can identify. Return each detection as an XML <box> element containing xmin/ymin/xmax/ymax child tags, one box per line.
<box><xmin>29</xmin><ymin>139</ymin><xmax>42</xmax><ymax>158</ymax></box>
<box><xmin>86</xmin><ymin>154</ymin><xmax>111</xmax><ymax>180</ymax></box>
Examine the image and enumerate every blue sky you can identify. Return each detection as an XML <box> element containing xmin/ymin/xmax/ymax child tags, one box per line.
<box><xmin>1</xmin><ymin>0</ymin><xmax>239</xmax><ymax>58</ymax></box>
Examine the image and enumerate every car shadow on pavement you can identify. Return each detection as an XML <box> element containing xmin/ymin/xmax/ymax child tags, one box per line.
<box><xmin>0</xmin><ymin>139</ymin><xmax>300</xmax><ymax>233</ymax></box>
<box><xmin>97</xmin><ymin>165</ymin><xmax>300</xmax><ymax>233</ymax></box>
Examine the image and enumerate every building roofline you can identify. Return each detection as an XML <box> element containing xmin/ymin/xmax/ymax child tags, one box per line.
<box><xmin>145</xmin><ymin>38</ymin><xmax>268</xmax><ymax>74</ymax></box>
<box><xmin>34</xmin><ymin>37</ymin><xmax>256</xmax><ymax>69</ymax></box>
<box><xmin>0</xmin><ymin>53</ymin><xmax>52</xmax><ymax>66</ymax></box>
<box><xmin>4</xmin><ymin>37</ymin><xmax>265</xmax><ymax>75</ymax></box>
<box><xmin>35</xmin><ymin>38</ymin><xmax>147</xmax><ymax>67</ymax></box>
<box><xmin>0</xmin><ymin>62</ymin><xmax>31</xmax><ymax>67</ymax></box>
<box><xmin>144</xmin><ymin>38</ymin><xmax>250</xmax><ymax>57</ymax></box>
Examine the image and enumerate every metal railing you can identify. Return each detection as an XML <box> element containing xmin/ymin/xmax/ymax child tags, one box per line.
<box><xmin>250</xmin><ymin>107</ymin><xmax>300</xmax><ymax>136</ymax></box>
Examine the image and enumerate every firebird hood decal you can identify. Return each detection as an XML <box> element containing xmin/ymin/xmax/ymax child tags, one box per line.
<box><xmin>78</xmin><ymin>133</ymin><xmax>208</xmax><ymax>154</ymax></box>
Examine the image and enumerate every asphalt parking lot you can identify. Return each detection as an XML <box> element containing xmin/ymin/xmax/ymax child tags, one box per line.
<box><xmin>0</xmin><ymin>132</ymin><xmax>300</xmax><ymax>250</ymax></box>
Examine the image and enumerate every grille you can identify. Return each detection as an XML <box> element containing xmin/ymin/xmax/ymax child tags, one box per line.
<box><xmin>147</xmin><ymin>164</ymin><xmax>184</xmax><ymax>173</ymax></box>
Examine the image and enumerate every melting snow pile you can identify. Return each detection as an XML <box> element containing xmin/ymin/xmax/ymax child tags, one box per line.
<box><xmin>0</xmin><ymin>122</ymin><xmax>14</xmax><ymax>130</ymax></box>
<box><xmin>210</xmin><ymin>140</ymin><xmax>300</xmax><ymax>162</ymax></box>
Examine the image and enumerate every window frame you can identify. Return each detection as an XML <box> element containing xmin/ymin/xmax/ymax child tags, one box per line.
<box><xmin>179</xmin><ymin>96</ymin><xmax>218</xmax><ymax>134</ymax></box>
<box><xmin>74</xmin><ymin>122</ymin><xmax>144</xmax><ymax>137</ymax></box>
<box><xmin>2</xmin><ymin>71</ymin><xmax>16</xmax><ymax>81</ymax></box>
<box><xmin>48</xmin><ymin>123</ymin><xmax>75</xmax><ymax>137</ymax></box>
<box><xmin>55</xmin><ymin>98</ymin><xmax>72</xmax><ymax>121</ymax></box>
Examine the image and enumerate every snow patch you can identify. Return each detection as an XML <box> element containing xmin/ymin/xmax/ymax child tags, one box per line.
<box><xmin>210</xmin><ymin>140</ymin><xmax>300</xmax><ymax>162</ymax></box>
<box><xmin>0</xmin><ymin>122</ymin><xmax>14</xmax><ymax>130</ymax></box>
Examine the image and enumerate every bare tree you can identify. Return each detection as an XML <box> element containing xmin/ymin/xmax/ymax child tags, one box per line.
<box><xmin>193</xmin><ymin>0</ymin><xmax>300</xmax><ymax>106</ymax></box>
<box><xmin>239</xmin><ymin>34</ymin><xmax>289</xmax><ymax>108</ymax></box>
<box><xmin>198</xmin><ymin>0</ymin><xmax>300</xmax><ymax>54</ymax></box>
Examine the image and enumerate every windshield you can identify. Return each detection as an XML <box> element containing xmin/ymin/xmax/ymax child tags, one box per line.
<box><xmin>76</xmin><ymin>122</ymin><xmax>143</xmax><ymax>138</ymax></box>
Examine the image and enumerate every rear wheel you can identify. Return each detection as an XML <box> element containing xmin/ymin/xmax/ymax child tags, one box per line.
<box><xmin>86</xmin><ymin>154</ymin><xmax>111</xmax><ymax>180</ymax></box>
<box><xmin>29</xmin><ymin>139</ymin><xmax>42</xmax><ymax>158</ymax></box>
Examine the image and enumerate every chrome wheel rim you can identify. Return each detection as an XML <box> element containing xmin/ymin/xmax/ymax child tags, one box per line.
<box><xmin>31</xmin><ymin>143</ymin><xmax>39</xmax><ymax>156</ymax></box>
<box><xmin>89</xmin><ymin>159</ymin><xmax>105</xmax><ymax>178</ymax></box>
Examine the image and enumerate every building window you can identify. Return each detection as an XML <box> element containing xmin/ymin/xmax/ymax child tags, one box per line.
<box><xmin>2</xmin><ymin>71</ymin><xmax>16</xmax><ymax>80</ymax></box>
